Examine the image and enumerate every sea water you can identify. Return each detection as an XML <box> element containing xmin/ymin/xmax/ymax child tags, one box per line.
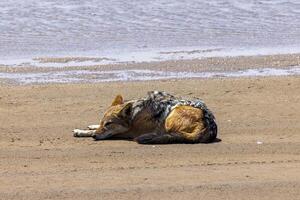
<box><xmin>0</xmin><ymin>0</ymin><xmax>300</xmax><ymax>83</ymax></box>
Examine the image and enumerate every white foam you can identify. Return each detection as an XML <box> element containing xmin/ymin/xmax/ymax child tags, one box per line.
<box><xmin>0</xmin><ymin>66</ymin><xmax>299</xmax><ymax>85</ymax></box>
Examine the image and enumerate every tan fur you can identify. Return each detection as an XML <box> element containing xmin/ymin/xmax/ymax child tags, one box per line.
<box><xmin>95</xmin><ymin>101</ymin><xmax>157</xmax><ymax>139</ymax></box>
<box><xmin>165</xmin><ymin>105</ymin><xmax>206</xmax><ymax>142</ymax></box>
<box><xmin>111</xmin><ymin>95</ymin><xmax>123</xmax><ymax>106</ymax></box>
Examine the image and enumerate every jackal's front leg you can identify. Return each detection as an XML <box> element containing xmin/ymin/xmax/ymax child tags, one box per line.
<box><xmin>87</xmin><ymin>125</ymin><xmax>100</xmax><ymax>130</ymax></box>
<box><xmin>73</xmin><ymin>129</ymin><xmax>96</xmax><ymax>137</ymax></box>
<box><xmin>73</xmin><ymin>124</ymin><xmax>100</xmax><ymax>137</ymax></box>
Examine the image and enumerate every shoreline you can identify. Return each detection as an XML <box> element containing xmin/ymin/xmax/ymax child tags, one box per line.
<box><xmin>0</xmin><ymin>53</ymin><xmax>300</xmax><ymax>85</ymax></box>
<box><xmin>1</xmin><ymin>67</ymin><xmax>300</xmax><ymax>85</ymax></box>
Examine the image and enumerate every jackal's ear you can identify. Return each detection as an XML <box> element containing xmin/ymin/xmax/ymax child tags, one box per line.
<box><xmin>111</xmin><ymin>95</ymin><xmax>123</xmax><ymax>106</ymax></box>
<box><xmin>118</xmin><ymin>102</ymin><xmax>132</xmax><ymax>118</ymax></box>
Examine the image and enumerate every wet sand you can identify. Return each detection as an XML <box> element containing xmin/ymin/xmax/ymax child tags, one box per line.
<box><xmin>1</xmin><ymin>53</ymin><xmax>300</xmax><ymax>73</ymax></box>
<box><xmin>1</xmin><ymin>76</ymin><xmax>300</xmax><ymax>199</ymax></box>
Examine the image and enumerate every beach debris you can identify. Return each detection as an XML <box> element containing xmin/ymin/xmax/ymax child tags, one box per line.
<box><xmin>256</xmin><ymin>141</ymin><xmax>263</xmax><ymax>145</ymax></box>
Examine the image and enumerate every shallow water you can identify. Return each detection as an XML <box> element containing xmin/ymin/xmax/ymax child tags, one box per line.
<box><xmin>1</xmin><ymin>0</ymin><xmax>300</xmax><ymax>66</ymax></box>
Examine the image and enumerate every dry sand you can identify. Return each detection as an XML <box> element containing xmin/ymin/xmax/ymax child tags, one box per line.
<box><xmin>1</xmin><ymin>76</ymin><xmax>300</xmax><ymax>199</ymax></box>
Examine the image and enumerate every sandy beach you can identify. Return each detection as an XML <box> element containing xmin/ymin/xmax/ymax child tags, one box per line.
<box><xmin>1</xmin><ymin>74</ymin><xmax>300</xmax><ymax>199</ymax></box>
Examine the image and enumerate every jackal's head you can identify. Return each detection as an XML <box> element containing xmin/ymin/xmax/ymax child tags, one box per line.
<box><xmin>93</xmin><ymin>95</ymin><xmax>132</xmax><ymax>140</ymax></box>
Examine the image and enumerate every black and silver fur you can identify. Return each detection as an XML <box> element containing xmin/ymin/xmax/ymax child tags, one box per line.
<box><xmin>131</xmin><ymin>91</ymin><xmax>217</xmax><ymax>143</ymax></box>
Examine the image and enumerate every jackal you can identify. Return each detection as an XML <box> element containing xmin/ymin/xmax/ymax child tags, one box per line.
<box><xmin>73</xmin><ymin>91</ymin><xmax>217</xmax><ymax>144</ymax></box>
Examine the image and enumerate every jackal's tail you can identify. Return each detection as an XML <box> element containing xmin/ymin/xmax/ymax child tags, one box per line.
<box><xmin>134</xmin><ymin>132</ymin><xmax>185</xmax><ymax>144</ymax></box>
<box><xmin>199</xmin><ymin>107</ymin><xmax>218</xmax><ymax>143</ymax></box>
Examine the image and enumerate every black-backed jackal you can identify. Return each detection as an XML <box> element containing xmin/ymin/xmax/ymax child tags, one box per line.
<box><xmin>73</xmin><ymin>91</ymin><xmax>217</xmax><ymax>144</ymax></box>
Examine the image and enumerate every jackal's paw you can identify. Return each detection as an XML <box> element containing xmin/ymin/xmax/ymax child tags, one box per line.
<box><xmin>73</xmin><ymin>129</ymin><xmax>91</xmax><ymax>137</ymax></box>
<box><xmin>73</xmin><ymin>129</ymin><xmax>82</xmax><ymax>137</ymax></box>
<box><xmin>87</xmin><ymin>125</ymin><xmax>100</xmax><ymax>130</ymax></box>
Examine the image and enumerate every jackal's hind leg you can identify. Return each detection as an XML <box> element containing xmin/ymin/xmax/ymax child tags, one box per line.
<box><xmin>134</xmin><ymin>133</ymin><xmax>184</xmax><ymax>144</ymax></box>
<box><xmin>73</xmin><ymin>129</ymin><xmax>96</xmax><ymax>137</ymax></box>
